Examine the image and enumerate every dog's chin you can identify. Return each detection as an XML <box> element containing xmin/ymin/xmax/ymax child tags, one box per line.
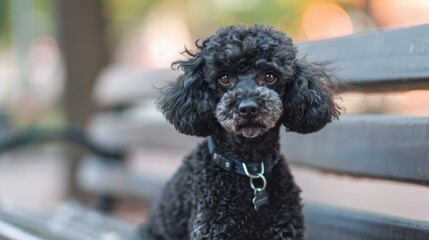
<box><xmin>236</xmin><ymin>127</ymin><xmax>265</xmax><ymax>138</ymax></box>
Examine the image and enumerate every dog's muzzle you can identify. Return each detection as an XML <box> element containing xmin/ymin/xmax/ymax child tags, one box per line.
<box><xmin>215</xmin><ymin>86</ymin><xmax>283</xmax><ymax>138</ymax></box>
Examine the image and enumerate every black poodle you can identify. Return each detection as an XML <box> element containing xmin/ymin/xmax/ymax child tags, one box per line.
<box><xmin>139</xmin><ymin>24</ymin><xmax>340</xmax><ymax>240</ymax></box>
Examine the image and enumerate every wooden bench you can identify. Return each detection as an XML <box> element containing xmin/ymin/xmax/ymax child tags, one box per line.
<box><xmin>286</xmin><ymin>23</ymin><xmax>429</xmax><ymax>240</ymax></box>
<box><xmin>82</xmin><ymin>23</ymin><xmax>429</xmax><ymax>239</ymax></box>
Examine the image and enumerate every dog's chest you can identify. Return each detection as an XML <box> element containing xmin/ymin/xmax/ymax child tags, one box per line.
<box><xmin>195</xmin><ymin>187</ymin><xmax>286</xmax><ymax>238</ymax></box>
<box><xmin>181</xmin><ymin>148</ymin><xmax>305</xmax><ymax>239</ymax></box>
<box><xmin>196</xmin><ymin>166</ymin><xmax>286</xmax><ymax>227</ymax></box>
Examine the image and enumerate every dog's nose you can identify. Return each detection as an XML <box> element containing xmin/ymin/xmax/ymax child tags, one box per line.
<box><xmin>238</xmin><ymin>99</ymin><xmax>259</xmax><ymax>118</ymax></box>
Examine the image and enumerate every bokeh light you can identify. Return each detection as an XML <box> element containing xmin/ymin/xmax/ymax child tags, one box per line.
<box><xmin>302</xmin><ymin>3</ymin><xmax>353</xmax><ymax>41</ymax></box>
<box><xmin>370</xmin><ymin>0</ymin><xmax>429</xmax><ymax>28</ymax></box>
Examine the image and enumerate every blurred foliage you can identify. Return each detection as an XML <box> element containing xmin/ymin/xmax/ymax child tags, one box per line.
<box><xmin>0</xmin><ymin>0</ymin><xmax>364</xmax><ymax>46</ymax></box>
<box><xmin>33</xmin><ymin>0</ymin><xmax>55</xmax><ymax>37</ymax></box>
<box><xmin>104</xmin><ymin>0</ymin><xmax>157</xmax><ymax>45</ymax></box>
<box><xmin>103</xmin><ymin>0</ymin><xmax>363</xmax><ymax>42</ymax></box>
<box><xmin>0</xmin><ymin>0</ymin><xmax>55</xmax><ymax>46</ymax></box>
<box><xmin>103</xmin><ymin>0</ymin><xmax>310</xmax><ymax>40</ymax></box>
<box><xmin>183</xmin><ymin>0</ymin><xmax>306</xmax><ymax>38</ymax></box>
<box><xmin>0</xmin><ymin>0</ymin><xmax>11</xmax><ymax>45</ymax></box>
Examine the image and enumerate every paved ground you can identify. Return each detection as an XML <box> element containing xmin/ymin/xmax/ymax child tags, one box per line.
<box><xmin>0</xmin><ymin>151</ymin><xmax>67</xmax><ymax>211</ymax></box>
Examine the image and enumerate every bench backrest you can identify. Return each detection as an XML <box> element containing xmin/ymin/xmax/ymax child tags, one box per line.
<box><xmin>284</xmin><ymin>23</ymin><xmax>429</xmax><ymax>240</ymax></box>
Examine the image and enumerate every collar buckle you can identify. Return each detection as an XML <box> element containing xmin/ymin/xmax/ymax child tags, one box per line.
<box><xmin>242</xmin><ymin>162</ymin><xmax>264</xmax><ymax>179</ymax></box>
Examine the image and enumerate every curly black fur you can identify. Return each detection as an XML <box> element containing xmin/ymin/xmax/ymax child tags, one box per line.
<box><xmin>139</xmin><ymin>24</ymin><xmax>341</xmax><ymax>240</ymax></box>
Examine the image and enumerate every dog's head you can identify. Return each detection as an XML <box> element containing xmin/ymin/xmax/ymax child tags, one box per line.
<box><xmin>157</xmin><ymin>25</ymin><xmax>341</xmax><ymax>138</ymax></box>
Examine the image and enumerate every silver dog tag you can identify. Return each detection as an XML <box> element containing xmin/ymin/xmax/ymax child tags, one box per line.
<box><xmin>252</xmin><ymin>188</ymin><xmax>269</xmax><ymax>211</ymax></box>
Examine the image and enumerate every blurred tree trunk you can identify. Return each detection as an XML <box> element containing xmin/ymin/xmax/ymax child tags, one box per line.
<box><xmin>56</xmin><ymin>0</ymin><xmax>109</xmax><ymax>199</ymax></box>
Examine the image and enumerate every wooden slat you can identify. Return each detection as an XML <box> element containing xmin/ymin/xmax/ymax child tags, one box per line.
<box><xmin>0</xmin><ymin>202</ymin><xmax>137</xmax><ymax>240</ymax></box>
<box><xmin>93</xmin><ymin>66</ymin><xmax>178</xmax><ymax>107</ymax></box>
<box><xmin>305</xmin><ymin>202</ymin><xmax>429</xmax><ymax>240</ymax></box>
<box><xmin>88</xmin><ymin>112</ymin><xmax>200</xmax><ymax>150</ymax></box>
<box><xmin>77</xmin><ymin>155</ymin><xmax>170</xmax><ymax>200</ymax></box>
<box><xmin>298</xmin><ymin>24</ymin><xmax>429</xmax><ymax>93</ymax></box>
<box><xmin>282</xmin><ymin>115</ymin><xmax>429</xmax><ymax>186</ymax></box>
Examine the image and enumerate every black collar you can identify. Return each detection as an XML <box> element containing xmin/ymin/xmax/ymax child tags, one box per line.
<box><xmin>207</xmin><ymin>136</ymin><xmax>279</xmax><ymax>176</ymax></box>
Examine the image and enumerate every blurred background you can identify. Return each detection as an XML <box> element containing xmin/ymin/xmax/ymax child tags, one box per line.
<box><xmin>0</xmin><ymin>0</ymin><xmax>429</xmax><ymax>230</ymax></box>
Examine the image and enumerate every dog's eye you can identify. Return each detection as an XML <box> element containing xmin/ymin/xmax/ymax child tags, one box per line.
<box><xmin>219</xmin><ymin>74</ymin><xmax>232</xmax><ymax>85</ymax></box>
<box><xmin>264</xmin><ymin>72</ymin><xmax>278</xmax><ymax>84</ymax></box>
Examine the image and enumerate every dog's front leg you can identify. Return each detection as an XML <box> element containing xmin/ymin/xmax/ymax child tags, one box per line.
<box><xmin>190</xmin><ymin>211</ymin><xmax>212</xmax><ymax>240</ymax></box>
<box><xmin>190</xmin><ymin>208</ymin><xmax>231</xmax><ymax>240</ymax></box>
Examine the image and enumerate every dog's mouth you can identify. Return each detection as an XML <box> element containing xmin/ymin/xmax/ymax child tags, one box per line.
<box><xmin>236</xmin><ymin>122</ymin><xmax>267</xmax><ymax>138</ymax></box>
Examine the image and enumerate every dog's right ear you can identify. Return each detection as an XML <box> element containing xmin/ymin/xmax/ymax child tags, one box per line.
<box><xmin>282</xmin><ymin>59</ymin><xmax>341</xmax><ymax>134</ymax></box>
<box><xmin>156</xmin><ymin>50</ymin><xmax>217</xmax><ymax>137</ymax></box>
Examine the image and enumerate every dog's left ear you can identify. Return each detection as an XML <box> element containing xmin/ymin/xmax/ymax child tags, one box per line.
<box><xmin>156</xmin><ymin>50</ymin><xmax>217</xmax><ymax>137</ymax></box>
<box><xmin>282</xmin><ymin>59</ymin><xmax>341</xmax><ymax>134</ymax></box>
